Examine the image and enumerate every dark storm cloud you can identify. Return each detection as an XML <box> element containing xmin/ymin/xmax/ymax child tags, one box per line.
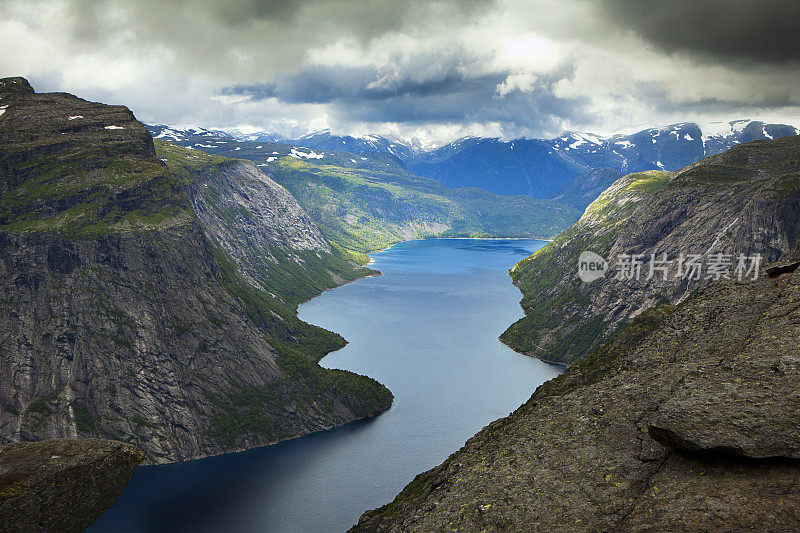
<box><xmin>336</xmin><ymin>82</ymin><xmax>587</xmax><ymax>131</ymax></box>
<box><xmin>222</xmin><ymin>55</ymin><xmax>586</xmax><ymax>134</ymax></box>
<box><xmin>223</xmin><ymin>65</ymin><xmax>507</xmax><ymax>118</ymax></box>
<box><xmin>600</xmin><ymin>0</ymin><xmax>800</xmax><ymax>64</ymax></box>
<box><xmin>191</xmin><ymin>0</ymin><xmax>493</xmax><ymax>34</ymax></box>
<box><xmin>223</xmin><ymin>50</ymin><xmax>502</xmax><ymax>104</ymax></box>
<box><xmin>7</xmin><ymin>0</ymin><xmax>800</xmax><ymax>138</ymax></box>
<box><xmin>68</xmin><ymin>0</ymin><xmax>494</xmax><ymax>33</ymax></box>
<box><xmin>54</xmin><ymin>0</ymin><xmax>498</xmax><ymax>75</ymax></box>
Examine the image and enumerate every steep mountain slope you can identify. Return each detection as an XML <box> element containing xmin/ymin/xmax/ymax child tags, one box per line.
<box><xmin>0</xmin><ymin>77</ymin><xmax>391</xmax><ymax>464</ymax></box>
<box><xmin>501</xmin><ymin>135</ymin><xmax>800</xmax><ymax>365</ymax></box>
<box><xmin>408</xmin><ymin>137</ymin><xmax>587</xmax><ymax>196</ymax></box>
<box><xmin>156</xmin><ymin>141</ymin><xmax>374</xmax><ymax>305</ymax></box>
<box><xmin>143</xmin><ymin>126</ymin><xmax>581</xmax><ymax>253</ymax></box>
<box><xmin>265</xmin><ymin>155</ymin><xmax>578</xmax><ymax>252</ymax></box>
<box><xmin>407</xmin><ymin>121</ymin><xmax>798</xmax><ymax>198</ymax></box>
<box><xmin>353</xmin><ymin>260</ymin><xmax>800</xmax><ymax>532</ymax></box>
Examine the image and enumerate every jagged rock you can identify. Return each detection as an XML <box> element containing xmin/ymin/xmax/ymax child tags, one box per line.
<box><xmin>0</xmin><ymin>439</ymin><xmax>143</xmax><ymax>532</ymax></box>
<box><xmin>164</xmin><ymin>144</ymin><xmax>374</xmax><ymax>304</ymax></box>
<box><xmin>765</xmin><ymin>259</ymin><xmax>800</xmax><ymax>277</ymax></box>
<box><xmin>353</xmin><ymin>262</ymin><xmax>800</xmax><ymax>531</ymax></box>
<box><xmin>0</xmin><ymin>78</ymin><xmax>33</xmax><ymax>95</ymax></box>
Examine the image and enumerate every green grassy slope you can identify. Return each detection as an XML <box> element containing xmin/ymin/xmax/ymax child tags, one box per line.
<box><xmin>0</xmin><ymin>134</ymin><xmax>190</xmax><ymax>236</ymax></box>
<box><xmin>262</xmin><ymin>156</ymin><xmax>579</xmax><ymax>252</ymax></box>
<box><xmin>499</xmin><ymin>171</ymin><xmax>673</xmax><ymax>361</ymax></box>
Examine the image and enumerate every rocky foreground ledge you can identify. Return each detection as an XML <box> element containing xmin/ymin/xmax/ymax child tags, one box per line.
<box><xmin>0</xmin><ymin>439</ymin><xmax>143</xmax><ymax>532</ymax></box>
<box><xmin>354</xmin><ymin>258</ymin><xmax>800</xmax><ymax>531</ymax></box>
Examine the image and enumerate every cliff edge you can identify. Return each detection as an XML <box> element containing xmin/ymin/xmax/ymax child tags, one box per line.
<box><xmin>0</xmin><ymin>439</ymin><xmax>143</xmax><ymax>532</ymax></box>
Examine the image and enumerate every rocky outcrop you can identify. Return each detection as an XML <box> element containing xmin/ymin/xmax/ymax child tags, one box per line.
<box><xmin>647</xmin><ymin>342</ymin><xmax>800</xmax><ymax>459</ymax></box>
<box><xmin>502</xmin><ymin>136</ymin><xmax>800</xmax><ymax>365</ymax></box>
<box><xmin>0</xmin><ymin>77</ymin><xmax>392</xmax><ymax>464</ymax></box>
<box><xmin>0</xmin><ymin>76</ymin><xmax>182</xmax><ymax>233</ymax></box>
<box><xmin>0</xmin><ymin>439</ymin><xmax>143</xmax><ymax>532</ymax></box>
<box><xmin>189</xmin><ymin>159</ymin><xmax>332</xmax><ymax>256</ymax></box>
<box><xmin>0</xmin><ymin>78</ymin><xmax>34</xmax><ymax>95</ymax></box>
<box><xmin>354</xmin><ymin>260</ymin><xmax>800</xmax><ymax>531</ymax></box>
<box><xmin>765</xmin><ymin>258</ymin><xmax>800</xmax><ymax>277</ymax></box>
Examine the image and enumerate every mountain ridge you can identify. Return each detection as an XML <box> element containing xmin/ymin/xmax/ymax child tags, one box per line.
<box><xmin>143</xmin><ymin>125</ymin><xmax>581</xmax><ymax>253</ymax></box>
<box><xmin>150</xmin><ymin>120</ymin><xmax>799</xmax><ymax>203</ymax></box>
<box><xmin>407</xmin><ymin>120</ymin><xmax>799</xmax><ymax>198</ymax></box>
<box><xmin>0</xmin><ymin>77</ymin><xmax>392</xmax><ymax>464</ymax></box>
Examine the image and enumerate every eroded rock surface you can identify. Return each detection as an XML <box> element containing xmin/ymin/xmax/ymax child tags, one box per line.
<box><xmin>0</xmin><ymin>439</ymin><xmax>143</xmax><ymax>532</ymax></box>
<box><xmin>168</xmin><ymin>146</ymin><xmax>375</xmax><ymax>304</ymax></box>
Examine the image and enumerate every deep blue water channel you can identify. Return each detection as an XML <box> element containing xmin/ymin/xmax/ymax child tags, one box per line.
<box><xmin>90</xmin><ymin>238</ymin><xmax>560</xmax><ymax>532</ymax></box>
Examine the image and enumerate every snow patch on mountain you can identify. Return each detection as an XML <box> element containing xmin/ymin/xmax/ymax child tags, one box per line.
<box><xmin>290</xmin><ymin>148</ymin><xmax>324</xmax><ymax>159</ymax></box>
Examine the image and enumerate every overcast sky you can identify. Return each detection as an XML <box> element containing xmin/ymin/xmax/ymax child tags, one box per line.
<box><xmin>3</xmin><ymin>0</ymin><xmax>800</xmax><ymax>144</ymax></box>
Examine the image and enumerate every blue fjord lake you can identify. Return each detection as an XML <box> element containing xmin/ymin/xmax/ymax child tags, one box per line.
<box><xmin>90</xmin><ymin>238</ymin><xmax>561</xmax><ymax>532</ymax></box>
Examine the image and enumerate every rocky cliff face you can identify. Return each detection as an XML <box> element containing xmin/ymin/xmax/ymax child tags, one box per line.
<box><xmin>354</xmin><ymin>258</ymin><xmax>800</xmax><ymax>532</ymax></box>
<box><xmin>0</xmin><ymin>77</ymin><xmax>392</xmax><ymax>464</ymax></box>
<box><xmin>0</xmin><ymin>438</ymin><xmax>143</xmax><ymax>532</ymax></box>
<box><xmin>158</xmin><ymin>141</ymin><xmax>374</xmax><ymax>305</ymax></box>
<box><xmin>501</xmin><ymin>136</ymin><xmax>800</xmax><ymax>365</ymax></box>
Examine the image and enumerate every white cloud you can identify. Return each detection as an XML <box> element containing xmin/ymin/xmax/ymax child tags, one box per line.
<box><xmin>495</xmin><ymin>72</ymin><xmax>538</xmax><ymax>97</ymax></box>
<box><xmin>2</xmin><ymin>0</ymin><xmax>799</xmax><ymax>145</ymax></box>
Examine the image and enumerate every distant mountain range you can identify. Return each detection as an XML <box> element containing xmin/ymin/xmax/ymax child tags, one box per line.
<box><xmin>146</xmin><ymin>120</ymin><xmax>799</xmax><ymax>204</ymax></box>
<box><xmin>406</xmin><ymin>121</ymin><xmax>799</xmax><ymax>199</ymax></box>
<box><xmin>289</xmin><ymin>130</ymin><xmax>423</xmax><ymax>161</ymax></box>
<box><xmin>145</xmin><ymin>124</ymin><xmax>579</xmax><ymax>252</ymax></box>
<box><xmin>146</xmin><ymin>125</ymin><xmax>422</xmax><ymax>160</ymax></box>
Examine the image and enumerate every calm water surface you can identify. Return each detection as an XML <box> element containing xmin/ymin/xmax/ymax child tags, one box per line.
<box><xmin>90</xmin><ymin>239</ymin><xmax>560</xmax><ymax>532</ymax></box>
